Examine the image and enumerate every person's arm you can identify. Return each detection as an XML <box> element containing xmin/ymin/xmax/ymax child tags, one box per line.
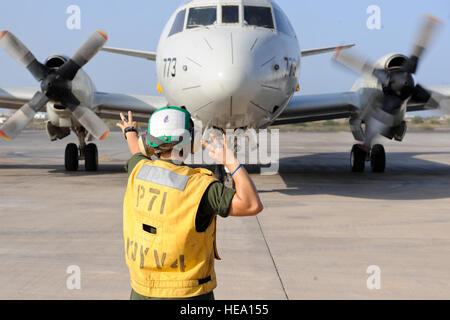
<box><xmin>117</xmin><ymin>111</ymin><xmax>140</xmax><ymax>155</ymax></box>
<box><xmin>202</xmin><ymin>134</ymin><xmax>263</xmax><ymax>217</ymax></box>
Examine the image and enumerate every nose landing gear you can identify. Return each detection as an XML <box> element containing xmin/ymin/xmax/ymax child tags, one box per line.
<box><xmin>350</xmin><ymin>144</ymin><xmax>386</xmax><ymax>173</ymax></box>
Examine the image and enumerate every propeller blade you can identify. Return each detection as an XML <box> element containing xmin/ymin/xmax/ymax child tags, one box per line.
<box><xmin>0</xmin><ymin>31</ymin><xmax>48</xmax><ymax>81</ymax></box>
<box><xmin>413</xmin><ymin>85</ymin><xmax>450</xmax><ymax>113</ymax></box>
<box><xmin>334</xmin><ymin>47</ymin><xmax>392</xmax><ymax>86</ymax></box>
<box><xmin>333</xmin><ymin>47</ymin><xmax>374</xmax><ymax>76</ymax></box>
<box><xmin>58</xmin><ymin>30</ymin><xmax>108</xmax><ymax>80</ymax></box>
<box><xmin>72</xmin><ymin>106</ymin><xmax>110</xmax><ymax>141</ymax></box>
<box><xmin>411</xmin><ymin>84</ymin><xmax>432</xmax><ymax>103</ymax></box>
<box><xmin>404</xmin><ymin>15</ymin><xmax>442</xmax><ymax>73</ymax></box>
<box><xmin>436</xmin><ymin>95</ymin><xmax>450</xmax><ymax>114</ymax></box>
<box><xmin>51</xmin><ymin>86</ymin><xmax>108</xmax><ymax>141</ymax></box>
<box><xmin>0</xmin><ymin>91</ymin><xmax>49</xmax><ymax>140</ymax></box>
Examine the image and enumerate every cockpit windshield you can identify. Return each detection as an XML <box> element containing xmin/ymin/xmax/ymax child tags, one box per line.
<box><xmin>222</xmin><ymin>5</ymin><xmax>239</xmax><ymax>24</ymax></box>
<box><xmin>273</xmin><ymin>7</ymin><xmax>296</xmax><ymax>37</ymax></box>
<box><xmin>168</xmin><ymin>9</ymin><xmax>186</xmax><ymax>37</ymax></box>
<box><xmin>244</xmin><ymin>6</ymin><xmax>274</xmax><ymax>29</ymax></box>
<box><xmin>187</xmin><ymin>7</ymin><xmax>217</xmax><ymax>29</ymax></box>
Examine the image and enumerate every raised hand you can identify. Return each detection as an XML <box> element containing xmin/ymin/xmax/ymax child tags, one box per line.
<box><xmin>116</xmin><ymin>111</ymin><xmax>138</xmax><ymax>133</ymax></box>
<box><xmin>202</xmin><ymin>133</ymin><xmax>237</xmax><ymax>167</ymax></box>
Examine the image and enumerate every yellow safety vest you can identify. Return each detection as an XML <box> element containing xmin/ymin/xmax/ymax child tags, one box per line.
<box><xmin>123</xmin><ymin>159</ymin><xmax>220</xmax><ymax>298</ymax></box>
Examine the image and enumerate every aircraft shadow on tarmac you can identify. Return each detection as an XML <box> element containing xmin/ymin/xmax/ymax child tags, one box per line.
<box><xmin>1</xmin><ymin>152</ymin><xmax>450</xmax><ymax>200</ymax></box>
<box><xmin>257</xmin><ymin>152</ymin><xmax>450</xmax><ymax>201</ymax></box>
<box><xmin>0</xmin><ymin>163</ymin><xmax>127</xmax><ymax>175</ymax></box>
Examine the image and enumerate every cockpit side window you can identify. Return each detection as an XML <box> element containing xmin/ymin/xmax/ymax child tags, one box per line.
<box><xmin>222</xmin><ymin>6</ymin><xmax>239</xmax><ymax>24</ymax></box>
<box><xmin>168</xmin><ymin>9</ymin><xmax>186</xmax><ymax>37</ymax></box>
<box><xmin>187</xmin><ymin>7</ymin><xmax>217</xmax><ymax>29</ymax></box>
<box><xmin>244</xmin><ymin>6</ymin><xmax>274</xmax><ymax>29</ymax></box>
<box><xmin>273</xmin><ymin>7</ymin><xmax>296</xmax><ymax>37</ymax></box>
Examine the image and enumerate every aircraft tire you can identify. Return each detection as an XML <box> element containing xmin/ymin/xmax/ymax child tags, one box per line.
<box><xmin>351</xmin><ymin>144</ymin><xmax>366</xmax><ymax>173</ymax></box>
<box><xmin>85</xmin><ymin>143</ymin><xmax>98</xmax><ymax>172</ymax></box>
<box><xmin>65</xmin><ymin>143</ymin><xmax>79</xmax><ymax>172</ymax></box>
<box><xmin>370</xmin><ymin>144</ymin><xmax>386</xmax><ymax>173</ymax></box>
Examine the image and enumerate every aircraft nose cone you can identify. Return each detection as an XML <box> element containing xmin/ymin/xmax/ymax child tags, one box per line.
<box><xmin>204</xmin><ymin>66</ymin><xmax>248</xmax><ymax>102</ymax></box>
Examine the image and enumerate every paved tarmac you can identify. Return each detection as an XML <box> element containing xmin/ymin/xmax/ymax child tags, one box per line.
<box><xmin>1</xmin><ymin>130</ymin><xmax>450</xmax><ymax>300</ymax></box>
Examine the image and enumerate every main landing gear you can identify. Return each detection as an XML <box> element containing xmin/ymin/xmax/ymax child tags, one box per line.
<box><xmin>351</xmin><ymin>144</ymin><xmax>386</xmax><ymax>173</ymax></box>
<box><xmin>64</xmin><ymin>127</ymin><xmax>99</xmax><ymax>172</ymax></box>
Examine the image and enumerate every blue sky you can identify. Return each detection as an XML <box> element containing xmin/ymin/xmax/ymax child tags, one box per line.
<box><xmin>0</xmin><ymin>0</ymin><xmax>449</xmax><ymax>98</ymax></box>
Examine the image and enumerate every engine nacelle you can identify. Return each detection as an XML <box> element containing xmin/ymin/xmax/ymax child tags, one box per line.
<box><xmin>352</xmin><ymin>53</ymin><xmax>411</xmax><ymax>92</ymax></box>
<box><xmin>45</xmin><ymin>55</ymin><xmax>68</xmax><ymax>69</ymax></box>
<box><xmin>374</xmin><ymin>53</ymin><xmax>408</xmax><ymax>71</ymax></box>
<box><xmin>46</xmin><ymin>101</ymin><xmax>72</xmax><ymax>128</ymax></box>
<box><xmin>350</xmin><ymin>53</ymin><xmax>410</xmax><ymax>141</ymax></box>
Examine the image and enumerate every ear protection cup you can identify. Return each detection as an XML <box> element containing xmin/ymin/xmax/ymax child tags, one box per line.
<box><xmin>138</xmin><ymin>134</ymin><xmax>155</xmax><ymax>157</ymax></box>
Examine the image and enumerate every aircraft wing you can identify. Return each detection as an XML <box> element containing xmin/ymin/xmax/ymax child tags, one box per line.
<box><xmin>0</xmin><ymin>87</ymin><xmax>167</xmax><ymax>123</ymax></box>
<box><xmin>301</xmin><ymin>44</ymin><xmax>355</xmax><ymax>57</ymax></box>
<box><xmin>101</xmin><ymin>47</ymin><xmax>157</xmax><ymax>61</ymax></box>
<box><xmin>271</xmin><ymin>92</ymin><xmax>360</xmax><ymax>125</ymax></box>
<box><xmin>272</xmin><ymin>85</ymin><xmax>450</xmax><ymax>126</ymax></box>
<box><xmin>406</xmin><ymin>86</ymin><xmax>450</xmax><ymax>113</ymax></box>
<box><xmin>0</xmin><ymin>87</ymin><xmax>39</xmax><ymax>110</ymax></box>
<box><xmin>93</xmin><ymin>92</ymin><xmax>167</xmax><ymax>122</ymax></box>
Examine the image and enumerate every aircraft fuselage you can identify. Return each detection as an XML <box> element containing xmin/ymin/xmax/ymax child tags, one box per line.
<box><xmin>156</xmin><ymin>1</ymin><xmax>300</xmax><ymax>130</ymax></box>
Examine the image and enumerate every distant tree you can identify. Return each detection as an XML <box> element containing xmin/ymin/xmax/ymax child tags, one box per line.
<box><xmin>411</xmin><ymin>116</ymin><xmax>424</xmax><ymax>124</ymax></box>
<box><xmin>429</xmin><ymin>119</ymin><xmax>441</xmax><ymax>125</ymax></box>
<box><xmin>323</xmin><ymin>120</ymin><xmax>337</xmax><ymax>126</ymax></box>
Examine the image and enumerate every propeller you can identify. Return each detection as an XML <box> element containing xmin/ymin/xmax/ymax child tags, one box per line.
<box><xmin>333</xmin><ymin>15</ymin><xmax>442</xmax><ymax>147</ymax></box>
<box><xmin>0</xmin><ymin>30</ymin><xmax>109</xmax><ymax>141</ymax></box>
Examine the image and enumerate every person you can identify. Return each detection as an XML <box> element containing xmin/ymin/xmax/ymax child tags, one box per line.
<box><xmin>116</xmin><ymin>107</ymin><xmax>263</xmax><ymax>300</ymax></box>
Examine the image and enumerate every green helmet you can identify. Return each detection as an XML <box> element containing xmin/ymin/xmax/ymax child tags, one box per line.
<box><xmin>146</xmin><ymin>106</ymin><xmax>193</xmax><ymax>150</ymax></box>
